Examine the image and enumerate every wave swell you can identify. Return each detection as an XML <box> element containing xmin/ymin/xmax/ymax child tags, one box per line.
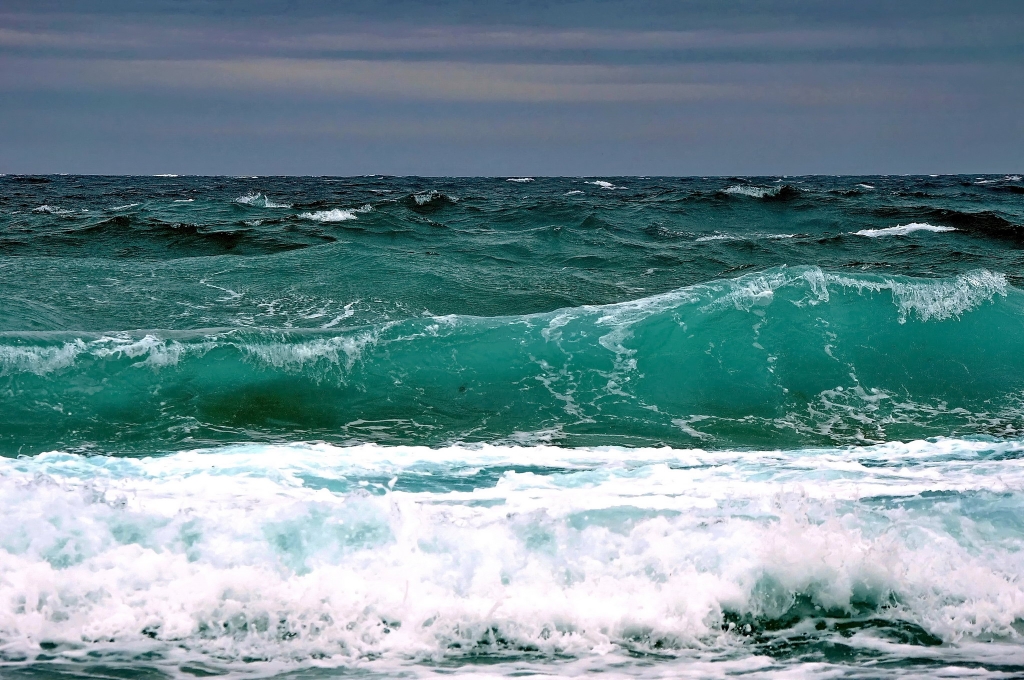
<box><xmin>1</xmin><ymin>267</ymin><xmax>1020</xmax><ymax>454</ymax></box>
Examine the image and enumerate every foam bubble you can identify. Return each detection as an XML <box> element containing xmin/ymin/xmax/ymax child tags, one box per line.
<box><xmin>235</xmin><ymin>192</ymin><xmax>292</xmax><ymax>208</ymax></box>
<box><xmin>412</xmin><ymin>190</ymin><xmax>457</xmax><ymax>206</ymax></box>
<box><xmin>0</xmin><ymin>335</ymin><xmax>198</xmax><ymax>376</ymax></box>
<box><xmin>31</xmin><ymin>205</ymin><xmax>76</xmax><ymax>216</ymax></box>
<box><xmin>854</xmin><ymin>223</ymin><xmax>956</xmax><ymax>237</ymax></box>
<box><xmin>826</xmin><ymin>269</ymin><xmax>1006</xmax><ymax>323</ymax></box>
<box><xmin>299</xmin><ymin>209</ymin><xmax>358</xmax><ymax>222</ymax></box>
<box><xmin>242</xmin><ymin>330</ymin><xmax>379</xmax><ymax>373</ymax></box>
<box><xmin>0</xmin><ymin>439</ymin><xmax>1022</xmax><ymax>673</ymax></box>
<box><xmin>721</xmin><ymin>185</ymin><xmax>779</xmax><ymax>198</ymax></box>
<box><xmin>0</xmin><ymin>339</ymin><xmax>85</xmax><ymax>376</ymax></box>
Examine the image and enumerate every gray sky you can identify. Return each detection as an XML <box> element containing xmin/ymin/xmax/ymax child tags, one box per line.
<box><xmin>2</xmin><ymin>0</ymin><xmax>1022</xmax><ymax>175</ymax></box>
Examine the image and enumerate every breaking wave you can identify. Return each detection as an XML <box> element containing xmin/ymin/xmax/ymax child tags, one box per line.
<box><xmin>1</xmin><ymin>267</ymin><xmax>1020</xmax><ymax>454</ymax></box>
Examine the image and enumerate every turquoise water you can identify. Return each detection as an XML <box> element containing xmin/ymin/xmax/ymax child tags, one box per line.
<box><xmin>1</xmin><ymin>174</ymin><xmax>1023</xmax><ymax>678</ymax></box>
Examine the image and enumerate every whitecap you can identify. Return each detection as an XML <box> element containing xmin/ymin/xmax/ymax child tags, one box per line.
<box><xmin>825</xmin><ymin>269</ymin><xmax>1006</xmax><ymax>323</ymax></box>
<box><xmin>235</xmin><ymin>192</ymin><xmax>292</xmax><ymax>208</ymax></box>
<box><xmin>153</xmin><ymin>174</ymin><xmax>178</xmax><ymax>177</ymax></box>
<box><xmin>506</xmin><ymin>177</ymin><xmax>534</xmax><ymax>183</ymax></box>
<box><xmin>722</xmin><ymin>185</ymin><xmax>779</xmax><ymax>198</ymax></box>
<box><xmin>586</xmin><ymin>180</ymin><xmax>622</xmax><ymax>190</ymax></box>
<box><xmin>565</xmin><ymin>190</ymin><xmax>584</xmax><ymax>196</ymax></box>
<box><xmin>173</xmin><ymin>198</ymin><xmax>195</xmax><ymax>203</ymax></box>
<box><xmin>856</xmin><ymin>183</ymin><xmax>875</xmax><ymax>189</ymax></box>
<box><xmin>854</xmin><ymin>223</ymin><xmax>956</xmax><ymax>237</ymax></box>
<box><xmin>299</xmin><ymin>209</ymin><xmax>358</xmax><ymax>222</ymax></box>
<box><xmin>412</xmin><ymin>190</ymin><xmax>456</xmax><ymax>206</ymax></box>
<box><xmin>31</xmin><ymin>205</ymin><xmax>76</xmax><ymax>216</ymax></box>
<box><xmin>0</xmin><ymin>340</ymin><xmax>86</xmax><ymax>376</ymax></box>
<box><xmin>695</xmin><ymin>233</ymin><xmax>738</xmax><ymax>242</ymax></box>
<box><xmin>110</xmin><ymin>203</ymin><xmax>140</xmax><ymax>211</ymax></box>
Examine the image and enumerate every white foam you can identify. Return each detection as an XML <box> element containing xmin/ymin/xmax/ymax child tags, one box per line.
<box><xmin>854</xmin><ymin>223</ymin><xmax>956</xmax><ymax>237</ymax></box>
<box><xmin>243</xmin><ymin>330</ymin><xmax>378</xmax><ymax>373</ymax></box>
<box><xmin>173</xmin><ymin>198</ymin><xmax>194</xmax><ymax>203</ymax></box>
<box><xmin>0</xmin><ymin>339</ymin><xmax>85</xmax><ymax>376</ymax></box>
<box><xmin>413</xmin><ymin>190</ymin><xmax>456</xmax><ymax>206</ymax></box>
<box><xmin>722</xmin><ymin>185</ymin><xmax>778</xmax><ymax>198</ymax></box>
<box><xmin>299</xmin><ymin>209</ymin><xmax>358</xmax><ymax>222</ymax></box>
<box><xmin>110</xmin><ymin>203</ymin><xmax>140</xmax><ymax>211</ymax></box>
<box><xmin>826</xmin><ymin>269</ymin><xmax>1006</xmax><ymax>323</ymax></box>
<box><xmin>235</xmin><ymin>192</ymin><xmax>292</xmax><ymax>208</ymax></box>
<box><xmin>856</xmin><ymin>183</ymin><xmax>875</xmax><ymax>189</ymax></box>
<box><xmin>695</xmin><ymin>233</ymin><xmax>738</xmax><ymax>243</ymax></box>
<box><xmin>507</xmin><ymin>177</ymin><xmax>534</xmax><ymax>183</ymax></box>
<box><xmin>1008</xmin><ymin>175</ymin><xmax>1022</xmax><ymax>181</ymax></box>
<box><xmin>565</xmin><ymin>190</ymin><xmax>584</xmax><ymax>196</ymax></box>
<box><xmin>586</xmin><ymin>180</ymin><xmax>622</xmax><ymax>190</ymax></box>
<box><xmin>0</xmin><ymin>335</ymin><xmax>197</xmax><ymax>375</ymax></box>
<box><xmin>153</xmin><ymin>174</ymin><xmax>178</xmax><ymax>177</ymax></box>
<box><xmin>0</xmin><ymin>439</ymin><xmax>1021</xmax><ymax>674</ymax></box>
<box><xmin>31</xmin><ymin>205</ymin><xmax>76</xmax><ymax>216</ymax></box>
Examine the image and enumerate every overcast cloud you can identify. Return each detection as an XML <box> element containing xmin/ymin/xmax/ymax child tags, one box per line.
<box><xmin>1</xmin><ymin>0</ymin><xmax>1022</xmax><ymax>175</ymax></box>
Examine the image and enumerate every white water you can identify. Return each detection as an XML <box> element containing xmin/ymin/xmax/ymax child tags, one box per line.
<box><xmin>854</xmin><ymin>223</ymin><xmax>956</xmax><ymax>238</ymax></box>
<box><xmin>1</xmin><ymin>439</ymin><xmax>1023</xmax><ymax>677</ymax></box>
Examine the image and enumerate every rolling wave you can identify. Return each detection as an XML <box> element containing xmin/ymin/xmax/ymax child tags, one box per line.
<box><xmin>2</xmin><ymin>266</ymin><xmax>1020</xmax><ymax>454</ymax></box>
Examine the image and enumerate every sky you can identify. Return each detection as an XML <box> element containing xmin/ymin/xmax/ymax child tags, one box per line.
<box><xmin>1</xmin><ymin>0</ymin><xmax>1022</xmax><ymax>176</ymax></box>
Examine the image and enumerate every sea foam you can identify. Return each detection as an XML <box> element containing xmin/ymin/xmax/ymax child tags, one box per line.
<box><xmin>0</xmin><ymin>439</ymin><xmax>1021</xmax><ymax>674</ymax></box>
<box><xmin>299</xmin><ymin>209</ymin><xmax>358</xmax><ymax>222</ymax></box>
<box><xmin>235</xmin><ymin>192</ymin><xmax>292</xmax><ymax>208</ymax></box>
<box><xmin>854</xmin><ymin>223</ymin><xmax>956</xmax><ymax>237</ymax></box>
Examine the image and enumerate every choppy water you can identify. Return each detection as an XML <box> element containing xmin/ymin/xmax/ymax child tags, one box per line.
<box><xmin>1</xmin><ymin>174</ymin><xmax>1023</xmax><ymax>678</ymax></box>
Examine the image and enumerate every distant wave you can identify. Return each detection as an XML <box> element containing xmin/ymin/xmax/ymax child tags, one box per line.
<box><xmin>235</xmin><ymin>192</ymin><xmax>292</xmax><ymax>208</ymax></box>
<box><xmin>855</xmin><ymin>223</ymin><xmax>957</xmax><ymax>237</ymax></box>
<box><xmin>506</xmin><ymin>177</ymin><xmax>534</xmax><ymax>183</ymax></box>
<box><xmin>31</xmin><ymin>205</ymin><xmax>78</xmax><ymax>216</ymax></box>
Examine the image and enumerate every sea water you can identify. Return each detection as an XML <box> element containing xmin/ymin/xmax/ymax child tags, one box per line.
<box><xmin>1</xmin><ymin>174</ymin><xmax>1023</xmax><ymax>678</ymax></box>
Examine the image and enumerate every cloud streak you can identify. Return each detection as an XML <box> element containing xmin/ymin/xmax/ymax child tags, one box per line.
<box><xmin>0</xmin><ymin>0</ymin><xmax>1021</xmax><ymax>174</ymax></box>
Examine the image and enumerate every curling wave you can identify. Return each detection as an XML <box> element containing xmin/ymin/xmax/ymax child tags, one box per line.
<box><xmin>1</xmin><ymin>267</ymin><xmax>1020</xmax><ymax>454</ymax></box>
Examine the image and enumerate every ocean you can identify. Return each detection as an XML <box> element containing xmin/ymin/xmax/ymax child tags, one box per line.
<box><xmin>1</xmin><ymin>174</ymin><xmax>1023</xmax><ymax>678</ymax></box>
